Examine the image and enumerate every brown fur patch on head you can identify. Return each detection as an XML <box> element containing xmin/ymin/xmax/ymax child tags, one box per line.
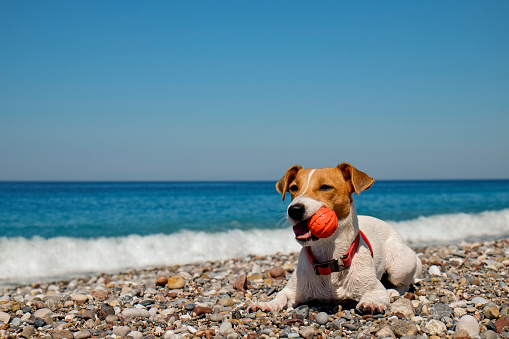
<box><xmin>277</xmin><ymin>163</ymin><xmax>374</xmax><ymax>220</ymax></box>
<box><xmin>276</xmin><ymin>165</ymin><xmax>302</xmax><ymax>201</ymax></box>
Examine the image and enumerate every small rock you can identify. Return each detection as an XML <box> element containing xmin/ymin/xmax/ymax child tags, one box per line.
<box><xmin>193</xmin><ymin>306</ymin><xmax>213</xmax><ymax>316</ymax></box>
<box><xmin>315</xmin><ymin>312</ymin><xmax>329</xmax><ymax>325</ymax></box>
<box><xmin>472</xmin><ymin>297</ymin><xmax>490</xmax><ymax>306</ymax></box>
<box><xmin>166</xmin><ymin>276</ymin><xmax>185</xmax><ymax>289</ymax></box>
<box><xmin>226</xmin><ymin>332</ymin><xmax>239</xmax><ymax>339</ymax></box>
<box><xmin>219</xmin><ymin>297</ymin><xmax>234</xmax><ymax>307</ymax></box>
<box><xmin>34</xmin><ymin>317</ymin><xmax>46</xmax><ymax>328</ymax></box>
<box><xmin>456</xmin><ymin>315</ymin><xmax>480</xmax><ymax>337</ymax></box>
<box><xmin>233</xmin><ymin>274</ymin><xmax>248</xmax><ymax>293</ymax></box>
<box><xmin>52</xmin><ymin>330</ymin><xmax>74</xmax><ymax>339</ymax></box>
<box><xmin>156</xmin><ymin>275</ymin><xmax>169</xmax><ymax>286</ymax></box>
<box><xmin>219</xmin><ymin>320</ymin><xmax>233</xmax><ymax>334</ymax></box>
<box><xmin>484</xmin><ymin>302</ymin><xmax>500</xmax><ymax>319</ymax></box>
<box><xmin>299</xmin><ymin>326</ymin><xmax>315</xmax><ymax>339</ymax></box>
<box><xmin>113</xmin><ymin>326</ymin><xmax>131</xmax><ymax>337</ymax></box>
<box><xmin>0</xmin><ymin>312</ymin><xmax>10</xmax><ymax>324</ymax></box>
<box><xmin>122</xmin><ymin>308</ymin><xmax>150</xmax><ymax>318</ymax></box>
<box><xmin>376</xmin><ymin>326</ymin><xmax>396</xmax><ymax>339</ymax></box>
<box><xmin>431</xmin><ymin>303</ymin><xmax>453</xmax><ymax>320</ymax></box>
<box><xmin>98</xmin><ymin>305</ymin><xmax>115</xmax><ymax>320</ymax></box>
<box><xmin>294</xmin><ymin>305</ymin><xmax>310</xmax><ymax>320</ymax></box>
<box><xmin>428</xmin><ymin>265</ymin><xmax>441</xmax><ymax>276</ymax></box>
<box><xmin>127</xmin><ymin>331</ymin><xmax>143</xmax><ymax>339</ymax></box>
<box><xmin>390</xmin><ymin>298</ymin><xmax>415</xmax><ymax>319</ymax></box>
<box><xmin>452</xmin><ymin>329</ymin><xmax>470</xmax><ymax>338</ymax></box>
<box><xmin>91</xmin><ymin>289</ymin><xmax>108</xmax><ymax>301</ymax></box>
<box><xmin>209</xmin><ymin>313</ymin><xmax>224</xmax><ymax>322</ymax></box>
<box><xmin>74</xmin><ymin>330</ymin><xmax>92</xmax><ymax>339</ymax></box>
<box><xmin>105</xmin><ymin>315</ymin><xmax>118</xmax><ymax>323</ymax></box>
<box><xmin>34</xmin><ymin>308</ymin><xmax>52</xmax><ymax>319</ymax></box>
<box><xmin>391</xmin><ymin>319</ymin><xmax>417</xmax><ymax>337</ymax></box>
<box><xmin>269</xmin><ymin>267</ymin><xmax>286</xmax><ymax>278</ymax></box>
<box><xmin>71</xmin><ymin>293</ymin><xmax>89</xmax><ymax>305</ymax></box>
<box><xmin>20</xmin><ymin>325</ymin><xmax>35</xmax><ymax>338</ymax></box>
<box><xmin>480</xmin><ymin>330</ymin><xmax>501</xmax><ymax>339</ymax></box>
<box><xmin>494</xmin><ymin>317</ymin><xmax>509</xmax><ymax>333</ymax></box>
<box><xmin>425</xmin><ymin>319</ymin><xmax>447</xmax><ymax>335</ymax></box>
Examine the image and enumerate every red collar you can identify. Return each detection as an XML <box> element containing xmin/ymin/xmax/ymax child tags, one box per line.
<box><xmin>304</xmin><ymin>230</ymin><xmax>373</xmax><ymax>275</ymax></box>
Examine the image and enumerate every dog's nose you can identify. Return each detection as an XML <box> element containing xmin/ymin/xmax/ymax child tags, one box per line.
<box><xmin>288</xmin><ymin>203</ymin><xmax>306</xmax><ymax>221</ymax></box>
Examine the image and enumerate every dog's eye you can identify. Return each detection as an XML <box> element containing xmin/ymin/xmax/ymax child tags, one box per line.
<box><xmin>289</xmin><ymin>185</ymin><xmax>298</xmax><ymax>192</ymax></box>
<box><xmin>320</xmin><ymin>185</ymin><xmax>334</xmax><ymax>191</ymax></box>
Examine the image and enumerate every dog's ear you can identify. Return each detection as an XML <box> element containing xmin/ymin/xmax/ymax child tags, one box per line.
<box><xmin>276</xmin><ymin>165</ymin><xmax>302</xmax><ymax>201</ymax></box>
<box><xmin>337</xmin><ymin>163</ymin><xmax>374</xmax><ymax>195</ymax></box>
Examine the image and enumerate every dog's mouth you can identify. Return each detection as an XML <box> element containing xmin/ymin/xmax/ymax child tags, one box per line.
<box><xmin>293</xmin><ymin>221</ymin><xmax>314</xmax><ymax>242</ymax></box>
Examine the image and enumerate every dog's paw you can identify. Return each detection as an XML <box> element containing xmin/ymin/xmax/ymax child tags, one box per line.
<box><xmin>248</xmin><ymin>302</ymin><xmax>282</xmax><ymax>313</ymax></box>
<box><xmin>357</xmin><ymin>300</ymin><xmax>386</xmax><ymax>315</ymax></box>
<box><xmin>357</xmin><ymin>290</ymin><xmax>390</xmax><ymax>315</ymax></box>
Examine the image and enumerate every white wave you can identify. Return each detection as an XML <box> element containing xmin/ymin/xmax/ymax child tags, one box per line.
<box><xmin>1</xmin><ymin>208</ymin><xmax>508</xmax><ymax>286</ymax></box>
<box><xmin>391</xmin><ymin>208</ymin><xmax>509</xmax><ymax>246</ymax></box>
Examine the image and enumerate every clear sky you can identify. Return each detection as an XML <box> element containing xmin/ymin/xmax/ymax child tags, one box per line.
<box><xmin>1</xmin><ymin>1</ymin><xmax>508</xmax><ymax>181</ymax></box>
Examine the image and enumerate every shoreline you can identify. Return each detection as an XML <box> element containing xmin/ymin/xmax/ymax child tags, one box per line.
<box><xmin>1</xmin><ymin>238</ymin><xmax>508</xmax><ymax>339</ymax></box>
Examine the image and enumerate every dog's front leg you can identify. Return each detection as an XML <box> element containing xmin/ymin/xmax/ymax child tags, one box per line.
<box><xmin>356</xmin><ymin>279</ymin><xmax>390</xmax><ymax>314</ymax></box>
<box><xmin>248</xmin><ymin>273</ymin><xmax>298</xmax><ymax>313</ymax></box>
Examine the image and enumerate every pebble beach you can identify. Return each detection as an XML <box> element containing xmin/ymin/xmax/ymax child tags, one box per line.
<box><xmin>1</xmin><ymin>238</ymin><xmax>508</xmax><ymax>339</ymax></box>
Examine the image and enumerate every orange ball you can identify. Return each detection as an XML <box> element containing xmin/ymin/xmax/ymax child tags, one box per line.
<box><xmin>307</xmin><ymin>207</ymin><xmax>338</xmax><ymax>238</ymax></box>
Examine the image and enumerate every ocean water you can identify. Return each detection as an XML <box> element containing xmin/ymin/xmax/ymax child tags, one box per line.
<box><xmin>1</xmin><ymin>180</ymin><xmax>509</xmax><ymax>286</ymax></box>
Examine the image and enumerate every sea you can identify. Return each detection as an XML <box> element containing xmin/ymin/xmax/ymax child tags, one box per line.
<box><xmin>1</xmin><ymin>180</ymin><xmax>509</xmax><ymax>287</ymax></box>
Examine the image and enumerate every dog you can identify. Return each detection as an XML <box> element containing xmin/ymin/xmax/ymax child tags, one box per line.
<box><xmin>249</xmin><ymin>163</ymin><xmax>422</xmax><ymax>314</ymax></box>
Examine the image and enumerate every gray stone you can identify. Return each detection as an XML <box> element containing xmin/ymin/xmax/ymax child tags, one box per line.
<box><xmin>456</xmin><ymin>315</ymin><xmax>480</xmax><ymax>337</ymax></box>
<box><xmin>424</xmin><ymin>319</ymin><xmax>447</xmax><ymax>335</ymax></box>
<box><xmin>127</xmin><ymin>331</ymin><xmax>143</xmax><ymax>339</ymax></box>
<box><xmin>226</xmin><ymin>332</ymin><xmax>239</xmax><ymax>339</ymax></box>
<box><xmin>376</xmin><ymin>326</ymin><xmax>396</xmax><ymax>339</ymax></box>
<box><xmin>74</xmin><ymin>330</ymin><xmax>92</xmax><ymax>339</ymax></box>
<box><xmin>122</xmin><ymin>308</ymin><xmax>150</xmax><ymax>318</ymax></box>
<box><xmin>113</xmin><ymin>326</ymin><xmax>131</xmax><ymax>337</ymax></box>
<box><xmin>390</xmin><ymin>298</ymin><xmax>415</xmax><ymax>318</ymax></box>
<box><xmin>480</xmin><ymin>330</ymin><xmax>501</xmax><ymax>339</ymax></box>
<box><xmin>391</xmin><ymin>320</ymin><xmax>417</xmax><ymax>337</ymax></box>
<box><xmin>315</xmin><ymin>312</ymin><xmax>329</xmax><ymax>325</ymax></box>
<box><xmin>430</xmin><ymin>303</ymin><xmax>453</xmax><ymax>320</ymax></box>
<box><xmin>219</xmin><ymin>320</ymin><xmax>233</xmax><ymax>334</ymax></box>
<box><xmin>34</xmin><ymin>308</ymin><xmax>53</xmax><ymax>319</ymax></box>
<box><xmin>472</xmin><ymin>297</ymin><xmax>490</xmax><ymax>305</ymax></box>
<box><xmin>294</xmin><ymin>305</ymin><xmax>310</xmax><ymax>320</ymax></box>
<box><xmin>11</xmin><ymin>317</ymin><xmax>22</xmax><ymax>326</ymax></box>
<box><xmin>0</xmin><ymin>311</ymin><xmax>10</xmax><ymax>324</ymax></box>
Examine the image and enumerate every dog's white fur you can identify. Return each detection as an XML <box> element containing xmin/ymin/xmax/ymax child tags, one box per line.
<box><xmin>249</xmin><ymin>163</ymin><xmax>422</xmax><ymax>314</ymax></box>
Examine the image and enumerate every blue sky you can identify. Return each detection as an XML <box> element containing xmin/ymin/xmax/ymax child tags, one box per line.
<box><xmin>1</xmin><ymin>1</ymin><xmax>508</xmax><ymax>181</ymax></box>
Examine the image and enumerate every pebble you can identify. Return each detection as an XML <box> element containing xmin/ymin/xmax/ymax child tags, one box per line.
<box><xmin>299</xmin><ymin>326</ymin><xmax>315</xmax><ymax>339</ymax></box>
<box><xmin>392</xmin><ymin>319</ymin><xmax>418</xmax><ymax>337</ymax></box>
<box><xmin>428</xmin><ymin>265</ymin><xmax>441</xmax><ymax>276</ymax></box>
<box><xmin>425</xmin><ymin>319</ymin><xmax>447</xmax><ymax>335</ymax></box>
<box><xmin>390</xmin><ymin>297</ymin><xmax>415</xmax><ymax>318</ymax></box>
<box><xmin>166</xmin><ymin>276</ymin><xmax>185</xmax><ymax>289</ymax></box>
<box><xmin>122</xmin><ymin>308</ymin><xmax>150</xmax><ymax>318</ymax></box>
<box><xmin>456</xmin><ymin>315</ymin><xmax>480</xmax><ymax>337</ymax></box>
<box><xmin>315</xmin><ymin>311</ymin><xmax>329</xmax><ymax>324</ymax></box>
<box><xmin>0</xmin><ymin>238</ymin><xmax>506</xmax><ymax>339</ymax></box>
<box><xmin>0</xmin><ymin>311</ymin><xmax>10</xmax><ymax>324</ymax></box>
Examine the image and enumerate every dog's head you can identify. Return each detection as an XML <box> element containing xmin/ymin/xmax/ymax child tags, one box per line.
<box><xmin>276</xmin><ymin>163</ymin><xmax>374</xmax><ymax>246</ymax></box>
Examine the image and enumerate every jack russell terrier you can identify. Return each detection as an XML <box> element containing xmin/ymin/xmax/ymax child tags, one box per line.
<box><xmin>249</xmin><ymin>163</ymin><xmax>422</xmax><ymax>314</ymax></box>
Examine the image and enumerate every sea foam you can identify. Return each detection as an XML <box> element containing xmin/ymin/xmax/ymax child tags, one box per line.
<box><xmin>1</xmin><ymin>208</ymin><xmax>508</xmax><ymax>286</ymax></box>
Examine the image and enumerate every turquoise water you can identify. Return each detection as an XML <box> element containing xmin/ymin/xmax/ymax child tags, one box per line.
<box><xmin>1</xmin><ymin>180</ymin><xmax>508</xmax><ymax>285</ymax></box>
<box><xmin>2</xmin><ymin>180</ymin><xmax>508</xmax><ymax>238</ymax></box>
